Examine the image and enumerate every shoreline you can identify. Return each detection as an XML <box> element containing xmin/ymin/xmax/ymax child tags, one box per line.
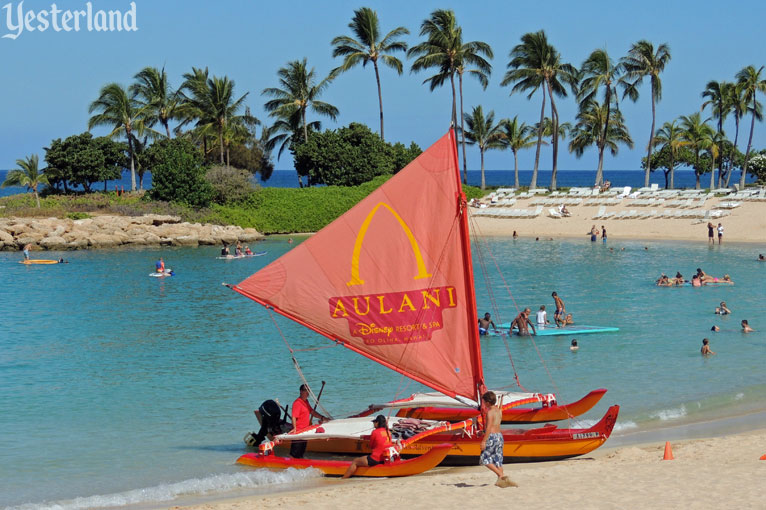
<box><xmin>161</xmin><ymin>422</ymin><xmax>766</xmax><ymax>510</ymax></box>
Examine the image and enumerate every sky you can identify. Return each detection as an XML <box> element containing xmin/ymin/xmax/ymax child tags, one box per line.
<box><xmin>1</xmin><ymin>0</ymin><xmax>765</xmax><ymax>172</ymax></box>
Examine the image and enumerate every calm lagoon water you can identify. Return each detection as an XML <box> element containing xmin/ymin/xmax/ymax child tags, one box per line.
<box><xmin>2</xmin><ymin>236</ymin><xmax>765</xmax><ymax>509</ymax></box>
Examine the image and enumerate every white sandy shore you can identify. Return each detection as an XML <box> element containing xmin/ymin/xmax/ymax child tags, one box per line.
<box><xmin>470</xmin><ymin>194</ymin><xmax>766</xmax><ymax>244</ymax></box>
<box><xmin>171</xmin><ymin>429</ymin><xmax>766</xmax><ymax>510</ymax></box>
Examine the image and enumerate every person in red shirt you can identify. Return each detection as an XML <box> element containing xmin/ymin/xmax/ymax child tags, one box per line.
<box><xmin>289</xmin><ymin>384</ymin><xmax>327</xmax><ymax>458</ymax></box>
<box><xmin>342</xmin><ymin>414</ymin><xmax>393</xmax><ymax>478</ymax></box>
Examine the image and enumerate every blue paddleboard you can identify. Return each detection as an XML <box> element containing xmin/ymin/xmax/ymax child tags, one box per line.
<box><xmin>489</xmin><ymin>324</ymin><xmax>619</xmax><ymax>336</ymax></box>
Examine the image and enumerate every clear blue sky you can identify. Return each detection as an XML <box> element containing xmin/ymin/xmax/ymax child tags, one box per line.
<box><xmin>1</xmin><ymin>0</ymin><xmax>764</xmax><ymax>171</ymax></box>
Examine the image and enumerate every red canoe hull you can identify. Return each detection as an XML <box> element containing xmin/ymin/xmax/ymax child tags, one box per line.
<box><xmin>296</xmin><ymin>405</ymin><xmax>619</xmax><ymax>465</ymax></box>
<box><xmin>395</xmin><ymin>389</ymin><xmax>607</xmax><ymax>424</ymax></box>
<box><xmin>237</xmin><ymin>442</ymin><xmax>452</xmax><ymax>477</ymax></box>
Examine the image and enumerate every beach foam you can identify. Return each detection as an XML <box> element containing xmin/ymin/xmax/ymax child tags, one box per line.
<box><xmin>3</xmin><ymin>469</ymin><xmax>322</xmax><ymax>510</ymax></box>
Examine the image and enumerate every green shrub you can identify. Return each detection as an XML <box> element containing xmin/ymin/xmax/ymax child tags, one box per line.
<box><xmin>205</xmin><ymin>165</ymin><xmax>254</xmax><ymax>204</ymax></box>
<box><xmin>147</xmin><ymin>139</ymin><xmax>212</xmax><ymax>207</ymax></box>
<box><xmin>65</xmin><ymin>212</ymin><xmax>91</xmax><ymax>220</ymax></box>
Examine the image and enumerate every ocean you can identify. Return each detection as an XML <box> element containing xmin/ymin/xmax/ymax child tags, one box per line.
<box><xmin>0</xmin><ymin>168</ymin><xmax>756</xmax><ymax>199</ymax></box>
<box><xmin>2</xmin><ymin>236</ymin><xmax>765</xmax><ymax>509</ymax></box>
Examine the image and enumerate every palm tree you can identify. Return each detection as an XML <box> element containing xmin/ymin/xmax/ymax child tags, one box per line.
<box><xmin>701</xmin><ymin>80</ymin><xmax>732</xmax><ymax>187</ymax></box>
<box><xmin>653</xmin><ymin>120</ymin><xmax>685</xmax><ymax>189</ymax></box>
<box><xmin>88</xmin><ymin>83</ymin><xmax>151</xmax><ymax>191</ymax></box>
<box><xmin>499</xmin><ymin>116</ymin><xmax>536</xmax><ymax>188</ymax></box>
<box><xmin>679</xmin><ymin>112</ymin><xmax>714</xmax><ymax>189</ymax></box>
<box><xmin>501</xmin><ymin>30</ymin><xmax>577</xmax><ymax>189</ymax></box>
<box><xmin>736</xmin><ymin>65</ymin><xmax>766</xmax><ymax>188</ymax></box>
<box><xmin>578</xmin><ymin>48</ymin><xmax>624</xmax><ymax>186</ymax></box>
<box><xmin>568</xmin><ymin>100</ymin><xmax>633</xmax><ymax>184</ymax></box>
<box><xmin>331</xmin><ymin>7</ymin><xmax>408</xmax><ymax>141</ymax></box>
<box><xmin>621</xmin><ymin>41</ymin><xmax>671</xmax><ymax>187</ymax></box>
<box><xmin>131</xmin><ymin>66</ymin><xmax>179</xmax><ymax>139</ymax></box>
<box><xmin>408</xmin><ymin>10</ymin><xmax>492</xmax><ymax>185</ymax></box>
<box><xmin>726</xmin><ymin>82</ymin><xmax>749</xmax><ymax>185</ymax></box>
<box><xmin>262</xmin><ymin>58</ymin><xmax>338</xmax><ymax>187</ymax></box>
<box><xmin>264</xmin><ymin>109</ymin><xmax>322</xmax><ymax>163</ymax></box>
<box><xmin>461</xmin><ymin>105</ymin><xmax>504</xmax><ymax>190</ymax></box>
<box><xmin>536</xmin><ymin>117</ymin><xmax>572</xmax><ymax>189</ymax></box>
<box><xmin>2</xmin><ymin>155</ymin><xmax>48</xmax><ymax>208</ymax></box>
<box><xmin>180</xmin><ymin>69</ymin><xmax>250</xmax><ymax>166</ymax></box>
<box><xmin>455</xmin><ymin>41</ymin><xmax>493</xmax><ymax>188</ymax></box>
<box><xmin>703</xmin><ymin>130</ymin><xmax>724</xmax><ymax>190</ymax></box>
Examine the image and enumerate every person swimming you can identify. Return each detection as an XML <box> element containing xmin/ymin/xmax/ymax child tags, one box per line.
<box><xmin>715</xmin><ymin>302</ymin><xmax>731</xmax><ymax>315</ymax></box>
<box><xmin>570</xmin><ymin>339</ymin><xmax>579</xmax><ymax>351</ymax></box>
<box><xmin>741</xmin><ymin>320</ymin><xmax>754</xmax><ymax>333</ymax></box>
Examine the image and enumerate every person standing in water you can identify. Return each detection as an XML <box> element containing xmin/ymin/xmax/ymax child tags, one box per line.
<box><xmin>601</xmin><ymin>225</ymin><xmax>607</xmax><ymax>243</ymax></box>
<box><xmin>701</xmin><ymin>338</ymin><xmax>715</xmax><ymax>355</ymax></box>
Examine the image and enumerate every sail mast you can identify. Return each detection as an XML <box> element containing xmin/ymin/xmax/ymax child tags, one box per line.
<box><xmin>448</xmin><ymin>129</ymin><xmax>485</xmax><ymax>402</ymax></box>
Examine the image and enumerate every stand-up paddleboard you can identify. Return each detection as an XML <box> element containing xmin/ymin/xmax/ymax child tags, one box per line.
<box><xmin>216</xmin><ymin>252</ymin><xmax>267</xmax><ymax>260</ymax></box>
<box><xmin>490</xmin><ymin>324</ymin><xmax>619</xmax><ymax>336</ymax></box>
<box><xmin>149</xmin><ymin>270</ymin><xmax>174</xmax><ymax>277</ymax></box>
<box><xmin>19</xmin><ymin>259</ymin><xmax>60</xmax><ymax>265</ymax></box>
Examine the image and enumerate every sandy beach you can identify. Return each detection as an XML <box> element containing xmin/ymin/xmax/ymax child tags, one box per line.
<box><xmin>470</xmin><ymin>193</ymin><xmax>766</xmax><ymax>244</ymax></box>
<box><xmin>174</xmin><ymin>429</ymin><xmax>766</xmax><ymax>510</ymax></box>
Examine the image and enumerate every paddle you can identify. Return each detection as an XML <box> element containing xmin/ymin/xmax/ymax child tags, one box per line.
<box><xmin>311</xmin><ymin>380</ymin><xmax>326</xmax><ymax>424</ymax></box>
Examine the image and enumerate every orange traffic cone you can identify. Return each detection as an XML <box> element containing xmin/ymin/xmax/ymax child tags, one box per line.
<box><xmin>759</xmin><ymin>454</ymin><xmax>766</xmax><ymax>460</ymax></box>
<box><xmin>663</xmin><ymin>441</ymin><xmax>674</xmax><ymax>460</ymax></box>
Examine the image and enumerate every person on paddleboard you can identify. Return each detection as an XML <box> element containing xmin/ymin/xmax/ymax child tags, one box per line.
<box><xmin>290</xmin><ymin>384</ymin><xmax>328</xmax><ymax>458</ymax></box>
<box><xmin>342</xmin><ymin>414</ymin><xmax>393</xmax><ymax>478</ymax></box>
<box><xmin>23</xmin><ymin>243</ymin><xmax>32</xmax><ymax>260</ymax></box>
<box><xmin>155</xmin><ymin>257</ymin><xmax>165</xmax><ymax>274</ymax></box>
<box><xmin>511</xmin><ymin>308</ymin><xmax>536</xmax><ymax>336</ymax></box>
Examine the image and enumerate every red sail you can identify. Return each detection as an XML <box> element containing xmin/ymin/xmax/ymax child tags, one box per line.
<box><xmin>233</xmin><ymin>131</ymin><xmax>484</xmax><ymax>402</ymax></box>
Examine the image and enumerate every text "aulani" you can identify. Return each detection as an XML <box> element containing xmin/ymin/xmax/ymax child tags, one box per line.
<box><xmin>2</xmin><ymin>1</ymin><xmax>138</xmax><ymax>40</ymax></box>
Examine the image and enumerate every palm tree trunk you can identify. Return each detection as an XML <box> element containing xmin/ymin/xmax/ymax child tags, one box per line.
<box><xmin>599</xmin><ymin>87</ymin><xmax>612</xmax><ymax>187</ymax></box>
<box><xmin>226</xmin><ymin>145</ymin><xmax>230</xmax><ymax>169</ymax></box>
<box><xmin>449</xmin><ymin>71</ymin><xmax>457</xmax><ymax>129</ymax></box>
<box><xmin>459</xmin><ymin>73</ymin><xmax>468</xmax><ymax>186</ymax></box>
<box><xmin>513</xmin><ymin>150</ymin><xmax>520</xmax><ymax>188</ymax></box>
<box><xmin>480</xmin><ymin>148</ymin><xmax>486</xmax><ymax>190</ymax></box>
<box><xmin>717</xmin><ymin>117</ymin><xmax>723</xmax><ymax>188</ymax></box>
<box><xmin>740</xmin><ymin>104</ymin><xmax>756</xmax><ymax>188</ymax></box>
<box><xmin>219</xmin><ymin>126</ymin><xmax>225</xmax><ymax>165</ymax></box>
<box><xmin>710</xmin><ymin>152</ymin><xmax>716</xmax><ymax>189</ymax></box>
<box><xmin>645</xmin><ymin>90</ymin><xmax>656</xmax><ymax>187</ymax></box>
<box><xmin>669</xmin><ymin>151</ymin><xmax>675</xmax><ymax>189</ymax></box>
<box><xmin>300</xmin><ymin>109</ymin><xmax>308</xmax><ymax>188</ymax></box>
<box><xmin>725</xmin><ymin>117</ymin><xmax>741</xmax><ymax>187</ymax></box>
<box><xmin>127</xmin><ymin>133</ymin><xmax>137</xmax><ymax>191</ymax></box>
<box><xmin>595</xmin><ymin>145</ymin><xmax>606</xmax><ymax>187</ymax></box>
<box><xmin>34</xmin><ymin>187</ymin><xmax>40</xmax><ymax>208</ymax></box>
<box><xmin>373</xmin><ymin>60</ymin><xmax>384</xmax><ymax>141</ymax></box>
<box><xmin>164</xmin><ymin>120</ymin><xmax>171</xmax><ymax>139</ymax></box>
<box><xmin>695</xmin><ymin>153</ymin><xmax>701</xmax><ymax>189</ymax></box>
<box><xmin>547</xmin><ymin>81</ymin><xmax>559</xmax><ymax>191</ymax></box>
<box><xmin>532</xmin><ymin>85</ymin><xmax>546</xmax><ymax>189</ymax></box>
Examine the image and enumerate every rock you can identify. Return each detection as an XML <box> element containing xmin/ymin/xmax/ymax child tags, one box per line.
<box><xmin>0</xmin><ymin>229</ymin><xmax>14</xmax><ymax>245</ymax></box>
<box><xmin>39</xmin><ymin>236</ymin><xmax>68</xmax><ymax>250</ymax></box>
<box><xmin>88</xmin><ymin>234</ymin><xmax>121</xmax><ymax>248</ymax></box>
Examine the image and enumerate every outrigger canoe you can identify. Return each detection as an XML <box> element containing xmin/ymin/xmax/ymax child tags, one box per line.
<box><xmin>394</xmin><ymin>389</ymin><xmax>607</xmax><ymax>424</ymax></box>
<box><xmin>237</xmin><ymin>442</ymin><xmax>452</xmax><ymax>477</ymax></box>
<box><xmin>296</xmin><ymin>405</ymin><xmax>619</xmax><ymax>465</ymax></box>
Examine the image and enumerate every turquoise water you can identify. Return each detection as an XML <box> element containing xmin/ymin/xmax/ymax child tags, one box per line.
<box><xmin>2</xmin><ymin>236</ymin><xmax>765</xmax><ymax>509</ymax></box>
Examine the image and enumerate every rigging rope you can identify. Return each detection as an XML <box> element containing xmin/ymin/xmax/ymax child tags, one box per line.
<box><xmin>267</xmin><ymin>308</ymin><xmax>334</xmax><ymax>419</ymax></box>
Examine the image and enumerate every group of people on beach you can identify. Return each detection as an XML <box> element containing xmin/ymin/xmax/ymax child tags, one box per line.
<box><xmin>656</xmin><ymin>268</ymin><xmax>733</xmax><ymax>286</ymax></box>
<box><xmin>707</xmin><ymin>222</ymin><xmax>724</xmax><ymax>244</ymax></box>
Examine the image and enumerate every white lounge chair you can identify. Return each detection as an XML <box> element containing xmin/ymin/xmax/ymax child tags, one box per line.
<box><xmin>548</xmin><ymin>208</ymin><xmax>563</xmax><ymax>218</ymax></box>
<box><xmin>593</xmin><ymin>206</ymin><xmax>606</xmax><ymax>219</ymax></box>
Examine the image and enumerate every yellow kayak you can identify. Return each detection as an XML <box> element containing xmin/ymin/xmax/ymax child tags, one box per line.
<box><xmin>19</xmin><ymin>260</ymin><xmax>60</xmax><ymax>265</ymax></box>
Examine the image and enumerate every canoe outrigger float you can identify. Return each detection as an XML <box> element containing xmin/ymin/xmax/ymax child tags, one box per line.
<box><xmin>229</xmin><ymin>130</ymin><xmax>619</xmax><ymax>477</ymax></box>
<box><xmin>353</xmin><ymin>388</ymin><xmax>607</xmax><ymax>424</ymax></box>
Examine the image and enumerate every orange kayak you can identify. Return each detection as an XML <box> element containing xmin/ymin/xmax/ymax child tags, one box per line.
<box><xmin>237</xmin><ymin>442</ymin><xmax>453</xmax><ymax>477</ymax></box>
<box><xmin>396</xmin><ymin>389</ymin><xmax>607</xmax><ymax>424</ymax></box>
<box><xmin>298</xmin><ymin>405</ymin><xmax>619</xmax><ymax>465</ymax></box>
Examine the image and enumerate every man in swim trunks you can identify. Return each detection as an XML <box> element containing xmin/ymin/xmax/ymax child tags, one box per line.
<box><xmin>343</xmin><ymin>414</ymin><xmax>393</xmax><ymax>478</ymax></box>
<box><xmin>478</xmin><ymin>312</ymin><xmax>497</xmax><ymax>336</ymax></box>
<box><xmin>552</xmin><ymin>292</ymin><xmax>566</xmax><ymax>327</ymax></box>
<box><xmin>511</xmin><ymin>308</ymin><xmax>536</xmax><ymax>336</ymax></box>
<box><xmin>589</xmin><ymin>225</ymin><xmax>599</xmax><ymax>242</ymax></box>
<box><xmin>480</xmin><ymin>391</ymin><xmax>516</xmax><ymax>488</ymax></box>
<box><xmin>601</xmin><ymin>225</ymin><xmax>607</xmax><ymax>243</ymax></box>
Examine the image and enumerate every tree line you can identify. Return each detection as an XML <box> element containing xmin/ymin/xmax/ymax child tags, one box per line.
<box><xmin>4</xmin><ymin>6</ymin><xmax>766</xmax><ymax>204</ymax></box>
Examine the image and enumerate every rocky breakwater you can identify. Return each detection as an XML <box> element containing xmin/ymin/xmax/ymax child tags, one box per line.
<box><xmin>0</xmin><ymin>215</ymin><xmax>263</xmax><ymax>251</ymax></box>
